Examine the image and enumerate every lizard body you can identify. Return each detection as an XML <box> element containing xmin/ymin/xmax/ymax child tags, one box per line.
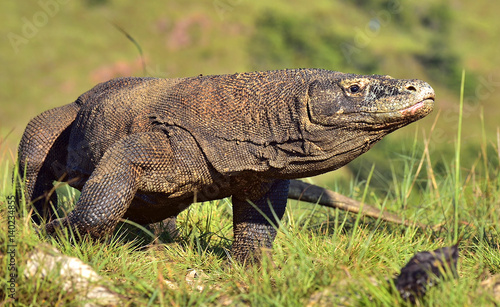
<box><xmin>17</xmin><ymin>69</ymin><xmax>434</xmax><ymax>262</ymax></box>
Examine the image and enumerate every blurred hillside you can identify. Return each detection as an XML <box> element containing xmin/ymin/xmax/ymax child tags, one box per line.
<box><xmin>1</xmin><ymin>0</ymin><xmax>499</xmax><ymax>188</ymax></box>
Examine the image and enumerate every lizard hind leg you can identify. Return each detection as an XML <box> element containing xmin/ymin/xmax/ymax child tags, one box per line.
<box><xmin>148</xmin><ymin>216</ymin><xmax>179</xmax><ymax>241</ymax></box>
<box><xmin>44</xmin><ymin>132</ymin><xmax>179</xmax><ymax>240</ymax></box>
<box><xmin>231</xmin><ymin>179</ymin><xmax>290</xmax><ymax>264</ymax></box>
<box><xmin>44</xmin><ymin>134</ymin><xmax>150</xmax><ymax>239</ymax></box>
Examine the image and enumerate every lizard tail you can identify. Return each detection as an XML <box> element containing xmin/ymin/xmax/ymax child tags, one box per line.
<box><xmin>16</xmin><ymin>102</ymin><xmax>80</xmax><ymax>224</ymax></box>
<box><xmin>288</xmin><ymin>179</ymin><xmax>427</xmax><ymax>229</ymax></box>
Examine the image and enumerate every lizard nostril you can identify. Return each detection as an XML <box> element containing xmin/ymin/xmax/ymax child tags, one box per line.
<box><xmin>406</xmin><ymin>85</ymin><xmax>417</xmax><ymax>92</ymax></box>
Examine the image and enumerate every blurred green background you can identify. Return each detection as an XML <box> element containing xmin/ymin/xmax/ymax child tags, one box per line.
<box><xmin>1</xmin><ymin>0</ymin><xmax>499</xmax><ymax>190</ymax></box>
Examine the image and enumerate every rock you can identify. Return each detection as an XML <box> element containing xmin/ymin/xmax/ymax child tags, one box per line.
<box><xmin>24</xmin><ymin>245</ymin><xmax>122</xmax><ymax>307</ymax></box>
<box><xmin>395</xmin><ymin>244</ymin><xmax>459</xmax><ymax>303</ymax></box>
<box><xmin>480</xmin><ymin>273</ymin><xmax>500</xmax><ymax>302</ymax></box>
<box><xmin>185</xmin><ymin>269</ymin><xmax>209</xmax><ymax>292</ymax></box>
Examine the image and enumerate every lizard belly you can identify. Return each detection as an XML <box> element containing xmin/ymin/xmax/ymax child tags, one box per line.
<box><xmin>127</xmin><ymin>171</ymin><xmax>270</xmax><ymax>224</ymax></box>
<box><xmin>125</xmin><ymin>187</ymin><xmax>234</xmax><ymax>224</ymax></box>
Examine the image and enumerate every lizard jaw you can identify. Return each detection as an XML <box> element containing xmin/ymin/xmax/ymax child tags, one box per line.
<box><xmin>400</xmin><ymin>97</ymin><xmax>434</xmax><ymax>116</ymax></box>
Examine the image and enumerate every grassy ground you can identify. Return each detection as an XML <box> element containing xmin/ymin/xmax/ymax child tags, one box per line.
<box><xmin>0</xmin><ymin>90</ymin><xmax>499</xmax><ymax>306</ymax></box>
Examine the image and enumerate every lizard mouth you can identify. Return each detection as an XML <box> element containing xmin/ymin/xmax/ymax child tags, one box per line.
<box><xmin>356</xmin><ymin>95</ymin><xmax>435</xmax><ymax>127</ymax></box>
<box><xmin>400</xmin><ymin>97</ymin><xmax>434</xmax><ymax>116</ymax></box>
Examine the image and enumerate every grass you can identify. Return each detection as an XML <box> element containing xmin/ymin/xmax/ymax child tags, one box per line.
<box><xmin>1</xmin><ymin>82</ymin><xmax>500</xmax><ymax>306</ymax></box>
<box><xmin>454</xmin><ymin>70</ymin><xmax>466</xmax><ymax>242</ymax></box>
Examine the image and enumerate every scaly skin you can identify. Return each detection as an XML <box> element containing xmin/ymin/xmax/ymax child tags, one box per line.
<box><xmin>16</xmin><ymin>69</ymin><xmax>434</xmax><ymax>263</ymax></box>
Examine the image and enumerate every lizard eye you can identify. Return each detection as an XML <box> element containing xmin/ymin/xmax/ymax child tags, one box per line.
<box><xmin>349</xmin><ymin>84</ymin><xmax>361</xmax><ymax>93</ymax></box>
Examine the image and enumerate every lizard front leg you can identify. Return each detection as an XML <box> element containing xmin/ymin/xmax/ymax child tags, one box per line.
<box><xmin>231</xmin><ymin>179</ymin><xmax>290</xmax><ymax>264</ymax></box>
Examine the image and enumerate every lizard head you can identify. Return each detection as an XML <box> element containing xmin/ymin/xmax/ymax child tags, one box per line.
<box><xmin>287</xmin><ymin>71</ymin><xmax>436</xmax><ymax>176</ymax></box>
<box><xmin>306</xmin><ymin>73</ymin><xmax>435</xmax><ymax>130</ymax></box>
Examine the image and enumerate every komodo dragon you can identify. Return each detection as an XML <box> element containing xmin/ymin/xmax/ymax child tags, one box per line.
<box><xmin>16</xmin><ymin>69</ymin><xmax>434</xmax><ymax>263</ymax></box>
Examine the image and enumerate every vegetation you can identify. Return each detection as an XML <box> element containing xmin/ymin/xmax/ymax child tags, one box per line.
<box><xmin>1</xmin><ymin>0</ymin><xmax>499</xmax><ymax>305</ymax></box>
<box><xmin>1</xmin><ymin>77</ymin><xmax>500</xmax><ymax>305</ymax></box>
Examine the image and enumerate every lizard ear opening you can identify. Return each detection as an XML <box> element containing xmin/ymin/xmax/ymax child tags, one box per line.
<box><xmin>306</xmin><ymin>79</ymin><xmax>344</xmax><ymax>126</ymax></box>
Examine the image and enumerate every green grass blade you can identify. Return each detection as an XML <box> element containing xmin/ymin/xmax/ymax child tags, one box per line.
<box><xmin>454</xmin><ymin>69</ymin><xmax>465</xmax><ymax>242</ymax></box>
